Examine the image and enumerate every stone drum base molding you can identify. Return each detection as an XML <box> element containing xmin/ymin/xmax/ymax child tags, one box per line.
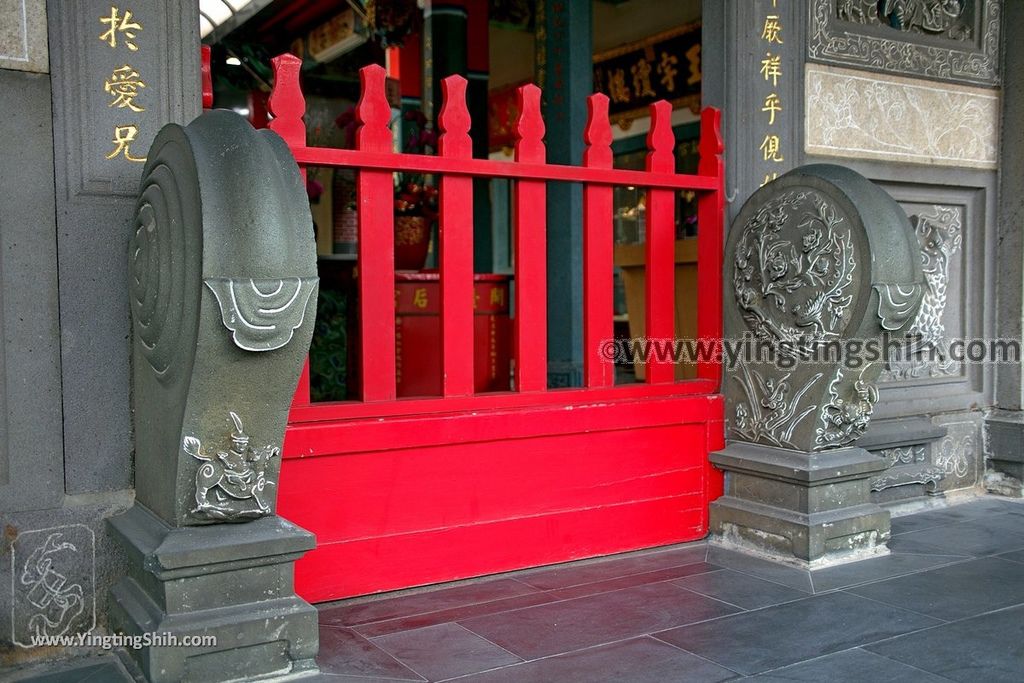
<box><xmin>709</xmin><ymin>443</ymin><xmax>891</xmax><ymax>567</ymax></box>
<box><xmin>985</xmin><ymin>410</ymin><xmax>1024</xmax><ymax>497</ymax></box>
<box><xmin>107</xmin><ymin>505</ymin><xmax>319</xmax><ymax>682</ymax></box>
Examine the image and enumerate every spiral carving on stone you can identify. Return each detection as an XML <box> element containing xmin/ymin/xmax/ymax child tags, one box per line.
<box><xmin>129</xmin><ymin>136</ymin><xmax>199</xmax><ymax>385</ymax></box>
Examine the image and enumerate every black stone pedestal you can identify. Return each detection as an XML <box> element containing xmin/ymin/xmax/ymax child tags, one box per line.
<box><xmin>107</xmin><ymin>505</ymin><xmax>319</xmax><ymax>682</ymax></box>
<box><xmin>709</xmin><ymin>443</ymin><xmax>891</xmax><ymax>566</ymax></box>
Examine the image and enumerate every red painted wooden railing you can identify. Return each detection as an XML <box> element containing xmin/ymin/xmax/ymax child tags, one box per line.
<box><xmin>267</xmin><ymin>53</ymin><xmax>725</xmax><ymax>419</ymax></box>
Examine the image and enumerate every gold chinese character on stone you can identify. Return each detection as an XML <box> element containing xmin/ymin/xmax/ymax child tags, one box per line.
<box><xmin>759</xmin><ymin>134</ymin><xmax>784</xmax><ymax>162</ymax></box>
<box><xmin>657</xmin><ymin>51</ymin><xmax>679</xmax><ymax>92</ymax></box>
<box><xmin>607</xmin><ymin>68</ymin><xmax>631</xmax><ymax>103</ymax></box>
<box><xmin>762</xmin><ymin>92</ymin><xmax>782</xmax><ymax>125</ymax></box>
<box><xmin>106</xmin><ymin>124</ymin><xmax>146</xmax><ymax>162</ymax></box>
<box><xmin>759</xmin><ymin>53</ymin><xmax>782</xmax><ymax>87</ymax></box>
<box><xmin>413</xmin><ymin>287</ymin><xmax>428</xmax><ymax>309</ymax></box>
<box><xmin>631</xmin><ymin>58</ymin><xmax>655</xmax><ymax>98</ymax></box>
<box><xmin>99</xmin><ymin>6</ymin><xmax>142</xmax><ymax>51</ymax></box>
<box><xmin>762</xmin><ymin>15</ymin><xmax>783</xmax><ymax>44</ymax></box>
<box><xmin>104</xmin><ymin>65</ymin><xmax>146</xmax><ymax>112</ymax></box>
<box><xmin>760</xmin><ymin>172</ymin><xmax>778</xmax><ymax>187</ymax></box>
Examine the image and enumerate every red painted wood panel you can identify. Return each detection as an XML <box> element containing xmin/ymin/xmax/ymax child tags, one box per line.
<box><xmin>280</xmin><ymin>392</ymin><xmax>719</xmax><ymax>602</ymax></box>
<box><xmin>644</xmin><ymin>101</ymin><xmax>677</xmax><ymax>384</ymax></box>
<box><xmin>698</xmin><ymin>107</ymin><xmax>725</xmax><ymax>387</ymax></box>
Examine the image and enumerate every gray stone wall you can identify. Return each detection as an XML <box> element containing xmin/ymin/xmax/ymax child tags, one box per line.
<box><xmin>0</xmin><ymin>0</ymin><xmax>198</xmax><ymax>667</ymax></box>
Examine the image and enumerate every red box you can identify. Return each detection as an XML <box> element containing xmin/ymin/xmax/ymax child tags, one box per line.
<box><xmin>395</xmin><ymin>273</ymin><xmax>511</xmax><ymax>397</ymax></box>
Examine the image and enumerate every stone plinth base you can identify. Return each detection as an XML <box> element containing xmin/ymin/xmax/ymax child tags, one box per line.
<box><xmin>107</xmin><ymin>505</ymin><xmax>319</xmax><ymax>682</ymax></box>
<box><xmin>709</xmin><ymin>443</ymin><xmax>891</xmax><ymax>567</ymax></box>
<box><xmin>986</xmin><ymin>411</ymin><xmax>1024</xmax><ymax>497</ymax></box>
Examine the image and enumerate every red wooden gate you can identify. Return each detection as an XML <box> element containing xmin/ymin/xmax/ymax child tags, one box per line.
<box><xmin>267</xmin><ymin>54</ymin><xmax>726</xmax><ymax>603</ymax></box>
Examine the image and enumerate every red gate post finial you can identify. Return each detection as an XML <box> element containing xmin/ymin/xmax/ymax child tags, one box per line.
<box><xmin>511</xmin><ymin>83</ymin><xmax>547</xmax><ymax>392</ymax></box>
<box><xmin>269</xmin><ymin>54</ymin><xmax>306</xmax><ymax>148</ymax></box>
<box><xmin>354</xmin><ymin>63</ymin><xmax>397</xmax><ymax>401</ymax></box>
<box><xmin>356</xmin><ymin>64</ymin><xmax>393</xmax><ymax>153</ymax></box>
<box><xmin>438</xmin><ymin>75</ymin><xmax>475</xmax><ymax>397</ymax></box>
<box><xmin>697</xmin><ymin>106</ymin><xmax>725</xmax><ymax>389</ymax></box>
<box><xmin>644</xmin><ymin>100</ymin><xmax>677</xmax><ymax>385</ymax></box>
<box><xmin>582</xmin><ymin>93</ymin><xmax>615</xmax><ymax>388</ymax></box>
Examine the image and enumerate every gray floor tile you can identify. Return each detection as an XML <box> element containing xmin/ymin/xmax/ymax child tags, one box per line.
<box><xmin>317</xmin><ymin>626</ymin><xmax>424</xmax><ymax>680</ymax></box>
<box><xmin>319</xmin><ymin>578</ymin><xmax>539</xmax><ymax>628</ymax></box>
<box><xmin>887</xmin><ymin>533</ymin><xmax>977</xmax><ymax>557</ymax></box>
<box><xmin>371</xmin><ymin>623</ymin><xmax>520</xmax><ymax>681</ymax></box>
<box><xmin>997</xmin><ymin>548</ymin><xmax>1024</xmax><ymax>564</ymax></box>
<box><xmin>458</xmin><ymin>580</ymin><xmax>739</xmax><ymax>659</ymax></box>
<box><xmin>865</xmin><ymin>604</ymin><xmax>1024</xmax><ymax>682</ymax></box>
<box><xmin>545</xmin><ymin>562</ymin><xmax>720</xmax><ymax>600</ymax></box>
<box><xmin>847</xmin><ymin>556</ymin><xmax>1024</xmax><ymax>620</ymax></box>
<box><xmin>809</xmin><ymin>551</ymin><xmax>967</xmax><ymax>592</ymax></box>
<box><xmin>515</xmin><ymin>545</ymin><xmax>707</xmax><ymax>590</ymax></box>
<box><xmin>653</xmin><ymin>591</ymin><xmax>941</xmax><ymax>676</ymax></box>
<box><xmin>705</xmin><ymin>546</ymin><xmax>814</xmax><ymax>593</ymax></box>
<box><xmin>354</xmin><ymin>592</ymin><xmax>557</xmax><ymax>639</ymax></box>
<box><xmin>448</xmin><ymin>636</ymin><xmax>738</xmax><ymax>683</ymax></box>
<box><xmin>894</xmin><ymin>519</ymin><xmax>1024</xmax><ymax>557</ymax></box>
<box><xmin>672</xmin><ymin>569</ymin><xmax>807</xmax><ymax>609</ymax></box>
<box><xmin>889</xmin><ymin>498</ymin><xmax>1019</xmax><ymax>535</ymax></box>
<box><xmin>6</xmin><ymin>657</ymin><xmax>136</xmax><ymax>683</ymax></box>
<box><xmin>748</xmin><ymin>647</ymin><xmax>951</xmax><ymax>682</ymax></box>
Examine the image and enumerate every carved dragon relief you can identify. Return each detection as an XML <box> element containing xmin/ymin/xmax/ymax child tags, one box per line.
<box><xmin>882</xmin><ymin>206</ymin><xmax>963</xmax><ymax>381</ymax></box>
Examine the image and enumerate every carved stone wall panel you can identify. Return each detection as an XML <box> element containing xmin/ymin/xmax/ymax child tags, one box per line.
<box><xmin>933</xmin><ymin>413</ymin><xmax>983</xmax><ymax>491</ymax></box>
<box><xmin>882</xmin><ymin>203</ymin><xmax>966</xmax><ymax>382</ymax></box>
<box><xmin>0</xmin><ymin>0</ymin><xmax>48</xmax><ymax>73</ymax></box>
<box><xmin>808</xmin><ymin>0</ymin><xmax>1001</xmax><ymax>86</ymax></box>
<box><xmin>805</xmin><ymin>64</ymin><xmax>999</xmax><ymax>169</ymax></box>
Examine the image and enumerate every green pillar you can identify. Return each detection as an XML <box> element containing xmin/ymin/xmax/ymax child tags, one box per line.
<box><xmin>536</xmin><ymin>0</ymin><xmax>591</xmax><ymax>387</ymax></box>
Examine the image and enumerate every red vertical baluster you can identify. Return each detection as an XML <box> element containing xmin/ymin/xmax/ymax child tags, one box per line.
<box><xmin>697</xmin><ymin>107</ymin><xmax>724</xmax><ymax>388</ymax></box>
<box><xmin>269</xmin><ymin>53</ymin><xmax>312</xmax><ymax>407</ymax></box>
<box><xmin>438</xmin><ymin>75</ymin><xmax>474</xmax><ymax>397</ymax></box>
<box><xmin>582</xmin><ymin>94</ymin><xmax>614</xmax><ymax>388</ymax></box>
<box><xmin>513</xmin><ymin>84</ymin><xmax>547</xmax><ymax>392</ymax></box>
<box><xmin>356</xmin><ymin>64</ymin><xmax>397</xmax><ymax>402</ymax></box>
<box><xmin>201</xmin><ymin>46</ymin><xmax>213</xmax><ymax>109</ymax></box>
<box><xmin>644</xmin><ymin>100</ymin><xmax>676</xmax><ymax>384</ymax></box>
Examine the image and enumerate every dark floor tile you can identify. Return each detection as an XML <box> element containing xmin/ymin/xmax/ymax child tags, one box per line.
<box><xmin>459</xmin><ymin>580</ymin><xmax>739</xmax><ymax>660</ymax></box>
<box><xmin>515</xmin><ymin>545</ymin><xmax>707</xmax><ymax>590</ymax></box>
<box><xmin>887</xmin><ymin>533</ymin><xmax>976</xmax><ymax>557</ymax></box>
<box><xmin>705</xmin><ymin>546</ymin><xmax>814</xmax><ymax>593</ymax></box>
<box><xmin>319</xmin><ymin>578</ymin><xmax>538</xmax><ymax>628</ymax></box>
<box><xmin>371</xmin><ymin>623</ymin><xmax>520</xmax><ymax>681</ymax></box>
<box><xmin>355</xmin><ymin>592</ymin><xmax>557</xmax><ymax>639</ymax></box>
<box><xmin>449</xmin><ymin>636</ymin><xmax>738</xmax><ymax>683</ymax></box>
<box><xmin>847</xmin><ymin>556</ymin><xmax>1024</xmax><ymax>621</ymax></box>
<box><xmin>313</xmin><ymin>676</ymin><xmax>424</xmax><ymax>683</ymax></box>
<box><xmin>546</xmin><ymin>562</ymin><xmax>720</xmax><ymax>600</ymax></box>
<box><xmin>7</xmin><ymin>657</ymin><xmax>135</xmax><ymax>683</ymax></box>
<box><xmin>748</xmin><ymin>648</ymin><xmax>950</xmax><ymax>682</ymax></box>
<box><xmin>317</xmin><ymin>626</ymin><xmax>424</xmax><ymax>680</ymax></box>
<box><xmin>997</xmin><ymin>548</ymin><xmax>1024</xmax><ymax>564</ymax></box>
<box><xmin>894</xmin><ymin>519</ymin><xmax>1024</xmax><ymax>557</ymax></box>
<box><xmin>865</xmin><ymin>604</ymin><xmax>1024</xmax><ymax>682</ymax></box>
<box><xmin>654</xmin><ymin>591</ymin><xmax>940</xmax><ymax>676</ymax></box>
<box><xmin>809</xmin><ymin>551</ymin><xmax>967</xmax><ymax>592</ymax></box>
<box><xmin>673</xmin><ymin>568</ymin><xmax>808</xmax><ymax>609</ymax></box>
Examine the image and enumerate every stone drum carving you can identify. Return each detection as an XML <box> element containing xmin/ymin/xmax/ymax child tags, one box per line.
<box><xmin>108</xmin><ymin>111</ymin><xmax>321</xmax><ymax>681</ymax></box>
<box><xmin>711</xmin><ymin>164</ymin><xmax>925</xmax><ymax>567</ymax></box>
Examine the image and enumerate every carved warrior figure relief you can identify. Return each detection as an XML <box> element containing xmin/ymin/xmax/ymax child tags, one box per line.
<box><xmin>184</xmin><ymin>412</ymin><xmax>280</xmax><ymax>521</ymax></box>
<box><xmin>882</xmin><ymin>206</ymin><xmax>963</xmax><ymax>380</ymax></box>
<box><xmin>838</xmin><ymin>0</ymin><xmax>972</xmax><ymax>40</ymax></box>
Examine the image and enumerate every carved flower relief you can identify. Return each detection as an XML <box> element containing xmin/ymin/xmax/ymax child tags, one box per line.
<box><xmin>764</xmin><ymin>241</ymin><xmax>796</xmax><ymax>283</ymax></box>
